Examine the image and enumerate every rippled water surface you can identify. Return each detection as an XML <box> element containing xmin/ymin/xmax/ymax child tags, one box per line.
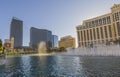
<box><xmin>0</xmin><ymin>55</ymin><xmax>120</xmax><ymax>77</ymax></box>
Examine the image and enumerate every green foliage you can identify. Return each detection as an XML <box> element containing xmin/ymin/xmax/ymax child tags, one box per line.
<box><xmin>0</xmin><ymin>39</ymin><xmax>4</xmax><ymax>54</ymax></box>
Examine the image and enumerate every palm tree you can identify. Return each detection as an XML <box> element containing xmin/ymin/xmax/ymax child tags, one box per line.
<box><xmin>0</xmin><ymin>39</ymin><xmax>5</xmax><ymax>54</ymax></box>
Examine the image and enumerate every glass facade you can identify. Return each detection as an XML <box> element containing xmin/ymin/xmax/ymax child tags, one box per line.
<box><xmin>10</xmin><ymin>17</ymin><xmax>23</xmax><ymax>48</ymax></box>
<box><xmin>52</xmin><ymin>35</ymin><xmax>58</xmax><ymax>48</ymax></box>
<box><xmin>30</xmin><ymin>27</ymin><xmax>52</xmax><ymax>49</ymax></box>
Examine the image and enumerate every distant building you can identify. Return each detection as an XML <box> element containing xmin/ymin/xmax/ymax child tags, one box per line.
<box><xmin>59</xmin><ymin>36</ymin><xmax>76</xmax><ymax>48</ymax></box>
<box><xmin>30</xmin><ymin>27</ymin><xmax>53</xmax><ymax>49</ymax></box>
<box><xmin>4</xmin><ymin>39</ymin><xmax>11</xmax><ymax>51</ymax></box>
<box><xmin>4</xmin><ymin>37</ymin><xmax>14</xmax><ymax>52</ymax></box>
<box><xmin>10</xmin><ymin>17</ymin><xmax>23</xmax><ymax>48</ymax></box>
<box><xmin>10</xmin><ymin>37</ymin><xmax>14</xmax><ymax>52</ymax></box>
<box><xmin>76</xmin><ymin>4</ymin><xmax>120</xmax><ymax>47</ymax></box>
<box><xmin>52</xmin><ymin>35</ymin><xmax>58</xmax><ymax>48</ymax></box>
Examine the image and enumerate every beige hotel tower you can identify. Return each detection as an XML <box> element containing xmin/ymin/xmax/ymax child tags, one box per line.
<box><xmin>76</xmin><ymin>4</ymin><xmax>120</xmax><ymax>47</ymax></box>
<box><xmin>59</xmin><ymin>36</ymin><xmax>76</xmax><ymax>49</ymax></box>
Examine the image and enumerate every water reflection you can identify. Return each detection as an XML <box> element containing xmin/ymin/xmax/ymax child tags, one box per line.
<box><xmin>5</xmin><ymin>56</ymin><xmax>26</xmax><ymax>77</ymax></box>
<box><xmin>0</xmin><ymin>55</ymin><xmax>120</xmax><ymax>77</ymax></box>
<box><xmin>21</xmin><ymin>55</ymin><xmax>31</xmax><ymax>77</ymax></box>
<box><xmin>0</xmin><ymin>65</ymin><xmax>5</xmax><ymax>77</ymax></box>
<box><xmin>80</xmin><ymin>56</ymin><xmax>120</xmax><ymax>77</ymax></box>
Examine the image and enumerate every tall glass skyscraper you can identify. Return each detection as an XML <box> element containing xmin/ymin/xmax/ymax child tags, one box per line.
<box><xmin>10</xmin><ymin>17</ymin><xmax>23</xmax><ymax>48</ymax></box>
<box><xmin>52</xmin><ymin>35</ymin><xmax>58</xmax><ymax>48</ymax></box>
<box><xmin>30</xmin><ymin>27</ymin><xmax>52</xmax><ymax>49</ymax></box>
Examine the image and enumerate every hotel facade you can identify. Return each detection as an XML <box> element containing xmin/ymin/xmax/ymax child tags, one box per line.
<box><xmin>30</xmin><ymin>27</ymin><xmax>53</xmax><ymax>49</ymax></box>
<box><xmin>59</xmin><ymin>36</ymin><xmax>76</xmax><ymax>49</ymax></box>
<box><xmin>76</xmin><ymin>4</ymin><xmax>120</xmax><ymax>47</ymax></box>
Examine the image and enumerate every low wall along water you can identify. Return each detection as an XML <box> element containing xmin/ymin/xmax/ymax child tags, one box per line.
<box><xmin>61</xmin><ymin>45</ymin><xmax>120</xmax><ymax>56</ymax></box>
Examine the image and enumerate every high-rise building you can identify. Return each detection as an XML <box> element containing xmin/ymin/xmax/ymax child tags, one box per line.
<box><xmin>59</xmin><ymin>36</ymin><xmax>76</xmax><ymax>49</ymax></box>
<box><xmin>52</xmin><ymin>35</ymin><xmax>58</xmax><ymax>48</ymax></box>
<box><xmin>10</xmin><ymin>17</ymin><xmax>23</xmax><ymax>48</ymax></box>
<box><xmin>30</xmin><ymin>27</ymin><xmax>53</xmax><ymax>49</ymax></box>
<box><xmin>76</xmin><ymin>4</ymin><xmax>120</xmax><ymax>47</ymax></box>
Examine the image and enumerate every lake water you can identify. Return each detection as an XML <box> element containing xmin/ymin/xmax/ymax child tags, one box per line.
<box><xmin>0</xmin><ymin>55</ymin><xmax>120</xmax><ymax>77</ymax></box>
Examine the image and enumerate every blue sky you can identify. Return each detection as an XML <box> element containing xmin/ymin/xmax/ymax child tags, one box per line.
<box><xmin>0</xmin><ymin>0</ymin><xmax>120</xmax><ymax>46</ymax></box>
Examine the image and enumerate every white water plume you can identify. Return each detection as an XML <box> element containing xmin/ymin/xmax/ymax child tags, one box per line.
<box><xmin>38</xmin><ymin>41</ymin><xmax>47</xmax><ymax>53</ymax></box>
<box><xmin>60</xmin><ymin>45</ymin><xmax>120</xmax><ymax>56</ymax></box>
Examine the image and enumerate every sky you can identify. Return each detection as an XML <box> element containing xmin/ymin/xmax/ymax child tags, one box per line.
<box><xmin>0</xmin><ymin>0</ymin><xmax>120</xmax><ymax>46</ymax></box>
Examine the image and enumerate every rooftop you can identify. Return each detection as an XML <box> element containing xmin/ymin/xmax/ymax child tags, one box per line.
<box><xmin>12</xmin><ymin>17</ymin><xmax>23</xmax><ymax>22</ymax></box>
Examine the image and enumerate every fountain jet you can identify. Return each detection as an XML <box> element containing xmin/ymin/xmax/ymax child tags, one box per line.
<box><xmin>38</xmin><ymin>41</ymin><xmax>47</xmax><ymax>53</ymax></box>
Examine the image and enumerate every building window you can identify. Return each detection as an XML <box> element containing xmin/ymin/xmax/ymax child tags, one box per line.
<box><xmin>87</xmin><ymin>30</ymin><xmax>89</xmax><ymax>41</ymax></box>
<box><xmin>93</xmin><ymin>28</ymin><xmax>96</xmax><ymax>40</ymax></box>
<box><xmin>77</xmin><ymin>31</ymin><xmax>80</xmax><ymax>42</ymax></box>
<box><xmin>116</xmin><ymin>22</ymin><xmax>120</xmax><ymax>36</ymax></box>
<box><xmin>113</xmin><ymin>23</ymin><xmax>117</xmax><ymax>37</ymax></box>
<box><xmin>81</xmin><ymin>31</ymin><xmax>83</xmax><ymax>41</ymax></box>
<box><xmin>117</xmin><ymin>12</ymin><xmax>119</xmax><ymax>20</ymax></box>
<box><xmin>102</xmin><ymin>18</ymin><xmax>106</xmax><ymax>25</ymax></box>
<box><xmin>104</xmin><ymin>26</ymin><xmax>108</xmax><ymax>38</ymax></box>
<box><xmin>96</xmin><ymin>28</ymin><xmax>100</xmax><ymax>39</ymax></box>
<box><xmin>108</xmin><ymin>25</ymin><xmax>112</xmax><ymax>38</ymax></box>
<box><xmin>84</xmin><ymin>30</ymin><xmax>86</xmax><ymax>41</ymax></box>
<box><xmin>100</xmin><ymin>27</ymin><xmax>104</xmax><ymax>39</ymax></box>
<box><xmin>114</xmin><ymin>12</ymin><xmax>119</xmax><ymax>21</ymax></box>
<box><xmin>119</xmin><ymin>12</ymin><xmax>120</xmax><ymax>16</ymax></box>
<box><xmin>92</xmin><ymin>21</ymin><xmax>95</xmax><ymax>27</ymax></box>
<box><xmin>90</xmin><ymin>29</ymin><xmax>93</xmax><ymax>41</ymax></box>
<box><xmin>89</xmin><ymin>22</ymin><xmax>92</xmax><ymax>28</ymax></box>
<box><xmin>86</xmin><ymin>22</ymin><xmax>89</xmax><ymax>28</ymax></box>
<box><xmin>112</xmin><ymin>14</ymin><xmax>115</xmax><ymax>22</ymax></box>
<box><xmin>83</xmin><ymin>26</ymin><xmax>85</xmax><ymax>29</ymax></box>
<box><xmin>95</xmin><ymin>20</ymin><xmax>98</xmax><ymax>26</ymax></box>
<box><xmin>107</xmin><ymin>16</ymin><xmax>111</xmax><ymax>24</ymax></box>
<box><xmin>99</xmin><ymin>19</ymin><xmax>102</xmax><ymax>25</ymax></box>
<box><xmin>88</xmin><ymin>22</ymin><xmax>89</xmax><ymax>28</ymax></box>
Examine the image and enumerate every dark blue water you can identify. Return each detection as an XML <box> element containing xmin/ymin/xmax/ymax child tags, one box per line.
<box><xmin>0</xmin><ymin>55</ymin><xmax>120</xmax><ymax>77</ymax></box>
